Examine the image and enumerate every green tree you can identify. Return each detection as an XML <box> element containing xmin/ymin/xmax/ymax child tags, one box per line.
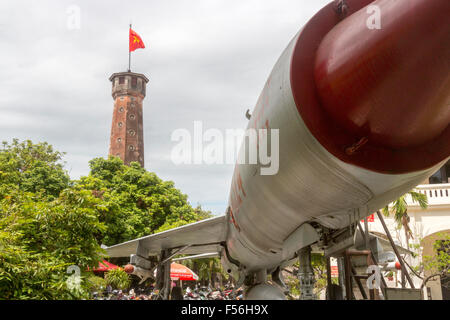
<box><xmin>105</xmin><ymin>268</ymin><xmax>131</xmax><ymax>291</ymax></box>
<box><xmin>0</xmin><ymin>139</ymin><xmax>70</xmax><ymax>199</ymax></box>
<box><xmin>0</xmin><ymin>140</ymin><xmax>106</xmax><ymax>299</ymax></box>
<box><xmin>0</xmin><ymin>140</ymin><xmax>214</xmax><ymax>299</ymax></box>
<box><xmin>185</xmin><ymin>258</ymin><xmax>225</xmax><ymax>287</ymax></box>
<box><xmin>422</xmin><ymin>233</ymin><xmax>450</xmax><ymax>290</ymax></box>
<box><xmin>0</xmin><ymin>188</ymin><xmax>106</xmax><ymax>299</ymax></box>
<box><xmin>390</xmin><ymin>233</ymin><xmax>450</xmax><ymax>292</ymax></box>
<box><xmin>382</xmin><ymin>191</ymin><xmax>428</xmax><ymax>249</ymax></box>
<box><xmin>75</xmin><ymin>156</ymin><xmax>212</xmax><ymax>246</ymax></box>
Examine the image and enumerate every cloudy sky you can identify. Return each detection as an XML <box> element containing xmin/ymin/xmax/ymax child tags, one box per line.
<box><xmin>0</xmin><ymin>0</ymin><xmax>330</xmax><ymax>214</ymax></box>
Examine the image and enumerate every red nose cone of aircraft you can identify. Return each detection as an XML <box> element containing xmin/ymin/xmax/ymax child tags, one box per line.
<box><xmin>314</xmin><ymin>0</ymin><xmax>450</xmax><ymax>149</ymax></box>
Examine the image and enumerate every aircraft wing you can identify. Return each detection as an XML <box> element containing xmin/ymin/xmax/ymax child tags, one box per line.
<box><xmin>105</xmin><ymin>215</ymin><xmax>228</xmax><ymax>258</ymax></box>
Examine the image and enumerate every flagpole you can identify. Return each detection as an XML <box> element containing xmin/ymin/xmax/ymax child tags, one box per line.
<box><xmin>128</xmin><ymin>24</ymin><xmax>132</xmax><ymax>72</ymax></box>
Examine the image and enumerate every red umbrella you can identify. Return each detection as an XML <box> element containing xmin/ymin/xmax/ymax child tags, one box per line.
<box><xmin>125</xmin><ymin>262</ymin><xmax>199</xmax><ymax>281</ymax></box>
<box><xmin>155</xmin><ymin>263</ymin><xmax>198</xmax><ymax>281</ymax></box>
<box><xmin>93</xmin><ymin>260</ymin><xmax>120</xmax><ymax>272</ymax></box>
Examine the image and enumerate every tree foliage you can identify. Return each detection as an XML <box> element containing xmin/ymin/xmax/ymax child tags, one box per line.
<box><xmin>184</xmin><ymin>258</ymin><xmax>227</xmax><ymax>287</ymax></box>
<box><xmin>422</xmin><ymin>233</ymin><xmax>450</xmax><ymax>289</ymax></box>
<box><xmin>382</xmin><ymin>191</ymin><xmax>428</xmax><ymax>248</ymax></box>
<box><xmin>104</xmin><ymin>268</ymin><xmax>131</xmax><ymax>291</ymax></box>
<box><xmin>0</xmin><ymin>140</ymin><xmax>213</xmax><ymax>299</ymax></box>
<box><xmin>0</xmin><ymin>188</ymin><xmax>106</xmax><ymax>299</ymax></box>
<box><xmin>75</xmin><ymin>156</ymin><xmax>212</xmax><ymax>246</ymax></box>
<box><xmin>0</xmin><ymin>139</ymin><xmax>70</xmax><ymax>199</ymax></box>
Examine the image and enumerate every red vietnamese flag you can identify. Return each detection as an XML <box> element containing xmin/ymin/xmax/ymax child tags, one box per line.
<box><xmin>129</xmin><ymin>28</ymin><xmax>145</xmax><ymax>52</ymax></box>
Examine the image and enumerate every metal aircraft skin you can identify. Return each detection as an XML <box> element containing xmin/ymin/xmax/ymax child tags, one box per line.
<box><xmin>107</xmin><ymin>0</ymin><xmax>450</xmax><ymax>300</ymax></box>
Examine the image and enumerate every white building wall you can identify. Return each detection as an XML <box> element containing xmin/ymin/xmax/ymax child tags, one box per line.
<box><xmin>367</xmin><ymin>184</ymin><xmax>450</xmax><ymax>299</ymax></box>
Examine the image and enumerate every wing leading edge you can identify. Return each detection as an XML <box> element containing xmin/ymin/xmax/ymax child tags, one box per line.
<box><xmin>105</xmin><ymin>215</ymin><xmax>228</xmax><ymax>258</ymax></box>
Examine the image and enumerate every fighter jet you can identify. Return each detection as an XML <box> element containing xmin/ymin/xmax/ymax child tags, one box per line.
<box><xmin>106</xmin><ymin>0</ymin><xmax>450</xmax><ymax>300</ymax></box>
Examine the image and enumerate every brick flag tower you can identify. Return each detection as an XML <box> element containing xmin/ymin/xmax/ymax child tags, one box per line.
<box><xmin>109</xmin><ymin>72</ymin><xmax>149</xmax><ymax>168</ymax></box>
